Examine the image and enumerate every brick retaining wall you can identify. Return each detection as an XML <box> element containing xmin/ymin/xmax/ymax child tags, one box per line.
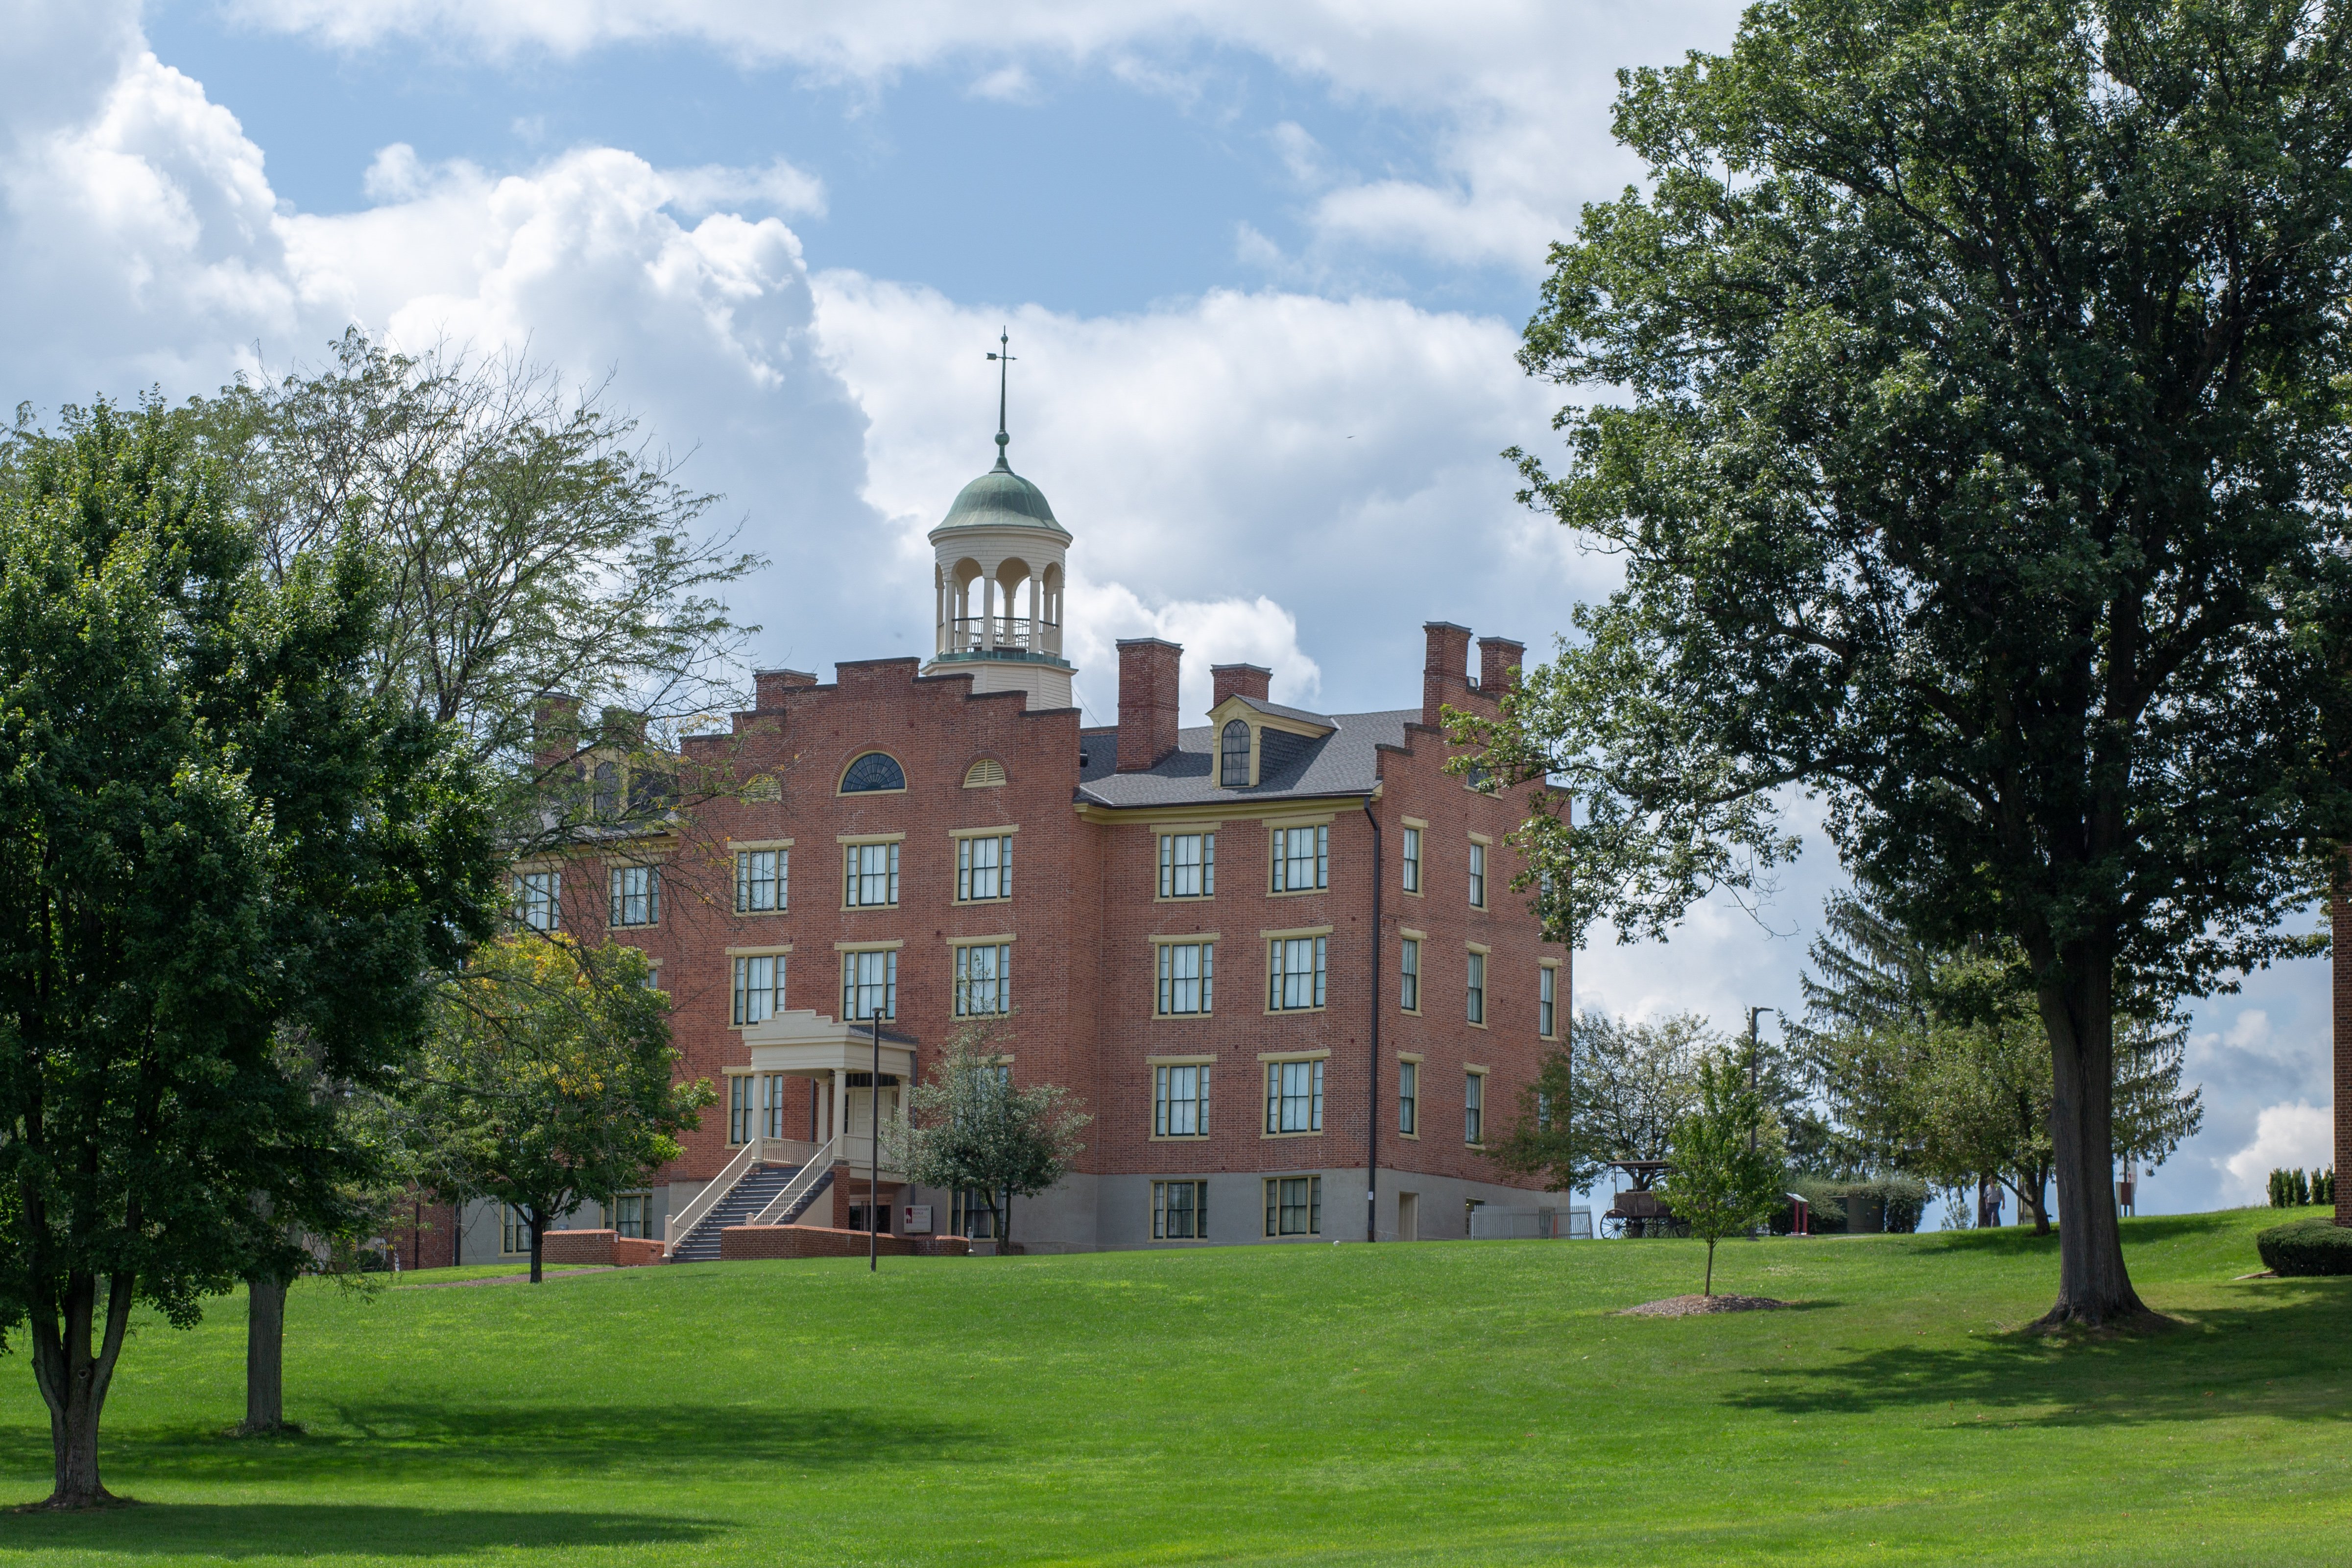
<box><xmin>542</xmin><ymin>1229</ymin><xmax>667</xmax><ymax>1267</ymax></box>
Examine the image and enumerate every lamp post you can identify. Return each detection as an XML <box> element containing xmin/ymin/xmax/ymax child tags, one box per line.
<box><xmin>870</xmin><ymin>1005</ymin><xmax>884</xmax><ymax>1274</ymax></box>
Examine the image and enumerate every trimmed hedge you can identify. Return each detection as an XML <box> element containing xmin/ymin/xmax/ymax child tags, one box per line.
<box><xmin>2256</xmin><ymin>1216</ymin><xmax>2352</xmax><ymax>1277</ymax></box>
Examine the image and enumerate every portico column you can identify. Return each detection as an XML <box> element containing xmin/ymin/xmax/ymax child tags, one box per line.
<box><xmin>829</xmin><ymin>1068</ymin><xmax>844</xmax><ymax>1145</ymax></box>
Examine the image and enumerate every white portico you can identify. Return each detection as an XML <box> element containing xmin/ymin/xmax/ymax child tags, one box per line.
<box><xmin>741</xmin><ymin>1007</ymin><xmax>917</xmax><ymax>1177</ymax></box>
<box><xmin>663</xmin><ymin>1009</ymin><xmax>923</xmax><ymax>1255</ymax></box>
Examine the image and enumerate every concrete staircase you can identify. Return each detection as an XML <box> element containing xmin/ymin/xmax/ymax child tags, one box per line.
<box><xmin>670</xmin><ymin>1163</ymin><xmax>801</xmax><ymax>1262</ymax></box>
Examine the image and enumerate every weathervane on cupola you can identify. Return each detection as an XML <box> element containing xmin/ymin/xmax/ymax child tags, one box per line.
<box><xmin>918</xmin><ymin>328</ymin><xmax>1077</xmax><ymax>712</ymax></box>
<box><xmin>987</xmin><ymin>328</ymin><xmax>1017</xmax><ymax>471</ymax></box>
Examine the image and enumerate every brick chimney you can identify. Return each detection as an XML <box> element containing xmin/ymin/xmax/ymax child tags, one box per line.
<box><xmin>1478</xmin><ymin>636</ymin><xmax>1525</xmax><ymax>696</ymax></box>
<box><xmin>1211</xmin><ymin>662</ymin><xmax>1272</xmax><ymax>710</ymax></box>
<box><xmin>532</xmin><ymin>693</ymin><xmax>581</xmax><ymax>767</ymax></box>
<box><xmin>753</xmin><ymin>669</ymin><xmax>818</xmax><ymax>710</ymax></box>
<box><xmin>1117</xmin><ymin>638</ymin><xmax>1183</xmax><ymax>772</ymax></box>
<box><xmin>1422</xmin><ymin>622</ymin><xmax>1474</xmax><ymax>727</ymax></box>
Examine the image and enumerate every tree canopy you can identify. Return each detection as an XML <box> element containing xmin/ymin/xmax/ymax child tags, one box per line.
<box><xmin>403</xmin><ymin>936</ymin><xmax>714</xmax><ymax>1283</ymax></box>
<box><xmin>0</xmin><ymin>399</ymin><xmax>496</xmax><ymax>1505</ymax></box>
<box><xmin>892</xmin><ymin>1023</ymin><xmax>1090</xmax><ymax>1251</ymax></box>
<box><xmin>1464</xmin><ymin>0</ymin><xmax>2352</xmax><ymax>1326</ymax></box>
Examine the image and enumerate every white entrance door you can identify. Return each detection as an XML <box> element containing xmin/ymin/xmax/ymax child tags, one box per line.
<box><xmin>1397</xmin><ymin>1192</ymin><xmax>1419</xmax><ymax>1243</ymax></box>
<box><xmin>845</xmin><ymin>1086</ymin><xmax>899</xmax><ymax>1136</ymax></box>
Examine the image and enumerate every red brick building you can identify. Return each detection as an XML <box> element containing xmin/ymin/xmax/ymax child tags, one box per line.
<box><xmin>452</xmin><ymin>438</ymin><xmax>1563</xmax><ymax>1259</ymax></box>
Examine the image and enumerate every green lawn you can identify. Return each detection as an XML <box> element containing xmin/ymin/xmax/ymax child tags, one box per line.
<box><xmin>2</xmin><ymin>1207</ymin><xmax>2345</xmax><ymax>1566</ymax></box>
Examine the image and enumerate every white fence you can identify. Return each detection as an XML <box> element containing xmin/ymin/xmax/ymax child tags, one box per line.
<box><xmin>1468</xmin><ymin>1207</ymin><xmax>1593</xmax><ymax>1240</ymax></box>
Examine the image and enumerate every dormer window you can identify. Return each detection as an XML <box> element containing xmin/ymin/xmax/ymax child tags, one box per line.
<box><xmin>1219</xmin><ymin>721</ymin><xmax>1251</xmax><ymax>787</ymax></box>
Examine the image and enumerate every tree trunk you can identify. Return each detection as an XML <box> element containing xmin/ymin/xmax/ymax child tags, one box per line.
<box><xmin>528</xmin><ymin>1213</ymin><xmax>544</xmax><ymax>1284</ymax></box>
<box><xmin>242</xmin><ymin>1272</ymin><xmax>290</xmax><ymax>1433</ymax></box>
<box><xmin>1704</xmin><ymin>1238</ymin><xmax>1715</xmax><ymax>1297</ymax></box>
<box><xmin>2034</xmin><ymin>960</ymin><xmax>2148</xmax><ymax>1326</ymax></box>
<box><xmin>27</xmin><ymin>1269</ymin><xmax>133</xmax><ymax>1508</ymax></box>
<box><xmin>2010</xmin><ymin>1171</ymin><xmax>2051</xmax><ymax>1234</ymax></box>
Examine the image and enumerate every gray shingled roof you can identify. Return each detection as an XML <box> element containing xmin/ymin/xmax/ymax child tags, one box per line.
<box><xmin>1077</xmin><ymin>709</ymin><xmax>1416</xmax><ymax>808</ymax></box>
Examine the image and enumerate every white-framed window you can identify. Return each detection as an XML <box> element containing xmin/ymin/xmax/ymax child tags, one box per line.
<box><xmin>844</xmin><ymin>841</ymin><xmax>901</xmax><ymax>908</ymax></box>
<box><xmin>842</xmin><ymin>949</ymin><xmax>898</xmax><ymax>1020</ymax></box>
<box><xmin>731</xmin><ymin>955</ymin><xmax>785</xmax><ymax>1027</ymax></box>
<box><xmin>1465</xmin><ymin>1070</ymin><xmax>1486</xmax><ymax>1145</ymax></box>
<box><xmin>1540</xmin><ymin>965</ymin><xmax>1558</xmax><ymax>1038</ymax></box>
<box><xmin>1469</xmin><ymin>841</ymin><xmax>1488</xmax><ymax>908</ymax></box>
<box><xmin>1265</xmin><ymin>1059</ymin><xmax>1324</xmax><ymax>1134</ymax></box>
<box><xmin>1154</xmin><ymin>1064</ymin><xmax>1210</xmax><ymax>1137</ymax></box>
<box><xmin>1399</xmin><ymin>937</ymin><xmax>1420</xmax><ymax>1013</ymax></box>
<box><xmin>957</xmin><ymin>834</ymin><xmax>1011</xmax><ymax>902</ymax></box>
<box><xmin>611</xmin><ymin>1192</ymin><xmax>652</xmax><ymax>1240</ymax></box>
<box><xmin>1158</xmin><ymin>832</ymin><xmax>1216</xmax><ymax>898</ymax></box>
<box><xmin>953</xmin><ymin>942</ymin><xmax>1010</xmax><ymax>1017</ymax></box>
<box><xmin>761</xmin><ymin>1072</ymin><xmax>791</xmax><ymax>1140</ymax></box>
<box><xmin>609</xmin><ymin>865</ymin><xmax>658</xmax><ymax>926</ymax></box>
<box><xmin>1220</xmin><ymin>721</ymin><xmax>1251</xmax><ymax>787</ymax></box>
<box><xmin>1268</xmin><ymin>935</ymin><xmax>1327</xmax><ymax>1012</ymax></box>
<box><xmin>728</xmin><ymin>1074</ymin><xmax>753</xmax><ymax>1144</ymax></box>
<box><xmin>1466</xmin><ymin>950</ymin><xmax>1487</xmax><ymax>1025</ymax></box>
<box><xmin>1398</xmin><ymin>1060</ymin><xmax>1418</xmax><ymax>1136</ymax></box>
<box><xmin>1272</xmin><ymin>824</ymin><xmax>1329</xmax><ymax>892</ymax></box>
<box><xmin>735</xmin><ymin>848</ymin><xmax>786</xmax><ymax>913</ymax></box>
<box><xmin>1156</xmin><ymin>941</ymin><xmax>1214</xmax><ymax>1016</ymax></box>
<box><xmin>950</xmin><ymin>1187</ymin><xmax>999</xmax><ymax>1240</ymax></box>
<box><xmin>1264</xmin><ymin>1175</ymin><xmax>1321</xmax><ymax>1236</ymax></box>
<box><xmin>502</xmin><ymin>1204</ymin><xmax>532</xmax><ymax>1255</ymax></box>
<box><xmin>1401</xmin><ymin>825</ymin><xmax>1422</xmax><ymax>893</ymax></box>
<box><xmin>515</xmin><ymin>870</ymin><xmax>560</xmax><ymax>932</ymax></box>
<box><xmin>1153</xmin><ymin>1180</ymin><xmax>1209</xmax><ymax>1240</ymax></box>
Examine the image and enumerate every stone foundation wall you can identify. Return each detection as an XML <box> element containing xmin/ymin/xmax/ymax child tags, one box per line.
<box><xmin>719</xmin><ymin>1225</ymin><xmax>971</xmax><ymax>1260</ymax></box>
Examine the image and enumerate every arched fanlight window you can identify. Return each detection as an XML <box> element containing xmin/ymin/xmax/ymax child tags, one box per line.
<box><xmin>840</xmin><ymin>751</ymin><xmax>908</xmax><ymax>794</ymax></box>
<box><xmin>1219</xmin><ymin>721</ymin><xmax>1251</xmax><ymax>788</ymax></box>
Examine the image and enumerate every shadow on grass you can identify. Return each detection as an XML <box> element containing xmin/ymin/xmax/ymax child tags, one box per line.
<box><xmin>0</xmin><ymin>1501</ymin><xmax>719</xmax><ymax>1558</ymax></box>
<box><xmin>1726</xmin><ymin>1279</ymin><xmax>2352</xmax><ymax>1427</ymax></box>
<box><xmin>0</xmin><ymin>1401</ymin><xmax>989</xmax><ymax>1489</ymax></box>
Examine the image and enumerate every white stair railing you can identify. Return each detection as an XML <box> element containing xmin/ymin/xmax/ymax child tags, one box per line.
<box><xmin>664</xmin><ymin>1138</ymin><xmax>765</xmax><ymax>1256</ymax></box>
<box><xmin>749</xmin><ymin>1136</ymin><xmax>838</xmax><ymax>1227</ymax></box>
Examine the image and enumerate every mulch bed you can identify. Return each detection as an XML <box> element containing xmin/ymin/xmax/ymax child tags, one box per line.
<box><xmin>1618</xmin><ymin>1293</ymin><xmax>1789</xmax><ymax>1317</ymax></box>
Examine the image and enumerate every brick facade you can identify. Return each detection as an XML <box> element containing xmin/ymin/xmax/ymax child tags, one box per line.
<box><xmin>530</xmin><ymin>616</ymin><xmax>1561</xmax><ymax>1250</ymax></box>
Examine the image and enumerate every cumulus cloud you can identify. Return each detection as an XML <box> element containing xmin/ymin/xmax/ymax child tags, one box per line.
<box><xmin>2221</xmin><ymin>1102</ymin><xmax>2335</xmax><ymax>1206</ymax></box>
<box><xmin>808</xmin><ymin>271</ymin><xmax>1586</xmax><ymax>718</ymax></box>
<box><xmin>224</xmin><ymin>0</ymin><xmax>1746</xmax><ymax>274</ymax></box>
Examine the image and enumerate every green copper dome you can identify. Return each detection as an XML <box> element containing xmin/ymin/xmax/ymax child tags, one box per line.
<box><xmin>936</xmin><ymin>446</ymin><xmax>1069</xmax><ymax>536</ymax></box>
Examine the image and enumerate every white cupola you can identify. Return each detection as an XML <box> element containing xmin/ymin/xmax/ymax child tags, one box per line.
<box><xmin>919</xmin><ymin>332</ymin><xmax>1074</xmax><ymax>711</ymax></box>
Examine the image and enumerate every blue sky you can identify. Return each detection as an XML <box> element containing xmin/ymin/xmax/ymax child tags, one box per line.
<box><xmin>0</xmin><ymin>0</ymin><xmax>2330</xmax><ymax>1220</ymax></box>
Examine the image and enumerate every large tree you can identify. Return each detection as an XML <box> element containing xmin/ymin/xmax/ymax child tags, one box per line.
<box><xmin>404</xmin><ymin>936</ymin><xmax>714</xmax><ymax>1283</ymax></box>
<box><xmin>1469</xmin><ymin>0</ymin><xmax>2352</xmax><ymax>1326</ymax></box>
<box><xmin>187</xmin><ymin>332</ymin><xmax>762</xmax><ymax>1405</ymax></box>
<box><xmin>0</xmin><ymin>401</ymin><xmax>495</xmax><ymax>1504</ymax></box>
<box><xmin>1492</xmin><ymin>1009</ymin><xmax>1716</xmax><ymax>1199</ymax></box>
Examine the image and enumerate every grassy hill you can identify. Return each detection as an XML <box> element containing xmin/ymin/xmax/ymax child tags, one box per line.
<box><xmin>2</xmin><ymin>1207</ymin><xmax>2347</xmax><ymax>1566</ymax></box>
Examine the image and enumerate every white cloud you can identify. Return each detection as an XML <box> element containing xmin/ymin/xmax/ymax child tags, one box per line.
<box><xmin>1065</xmin><ymin>582</ymin><xmax>1320</xmax><ymax>725</ymax></box>
<box><xmin>224</xmin><ymin>0</ymin><xmax>1747</xmax><ymax>274</ymax></box>
<box><xmin>807</xmin><ymin>271</ymin><xmax>1585</xmax><ymax>719</ymax></box>
<box><xmin>2220</xmin><ymin>1102</ymin><xmax>2335</xmax><ymax>1206</ymax></box>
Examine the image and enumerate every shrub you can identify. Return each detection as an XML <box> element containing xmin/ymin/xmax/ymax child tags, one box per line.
<box><xmin>2256</xmin><ymin>1216</ymin><xmax>2352</xmax><ymax>1277</ymax></box>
